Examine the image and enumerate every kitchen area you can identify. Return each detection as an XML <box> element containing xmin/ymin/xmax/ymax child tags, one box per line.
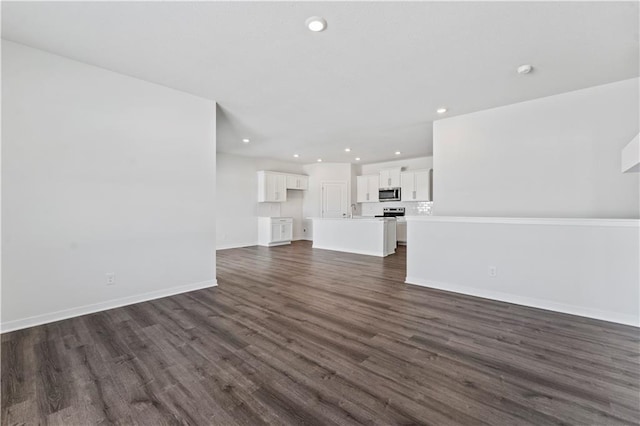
<box><xmin>255</xmin><ymin>157</ymin><xmax>433</xmax><ymax>257</ymax></box>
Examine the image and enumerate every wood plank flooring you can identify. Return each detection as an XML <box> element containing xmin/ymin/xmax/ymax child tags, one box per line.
<box><xmin>2</xmin><ymin>241</ymin><xmax>639</xmax><ymax>425</ymax></box>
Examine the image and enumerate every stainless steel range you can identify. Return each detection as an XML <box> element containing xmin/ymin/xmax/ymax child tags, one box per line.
<box><xmin>375</xmin><ymin>207</ymin><xmax>405</xmax><ymax>218</ymax></box>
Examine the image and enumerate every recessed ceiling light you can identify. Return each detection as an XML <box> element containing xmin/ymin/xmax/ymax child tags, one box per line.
<box><xmin>317</xmin><ymin>158</ymin><xmax>322</xmax><ymax>162</ymax></box>
<box><xmin>355</xmin><ymin>157</ymin><xmax>361</xmax><ymax>161</ymax></box>
<box><xmin>345</xmin><ymin>148</ymin><xmax>351</xmax><ymax>152</ymax></box>
<box><xmin>293</xmin><ymin>154</ymin><xmax>299</xmax><ymax>158</ymax></box>
<box><xmin>395</xmin><ymin>151</ymin><xmax>401</xmax><ymax>155</ymax></box>
<box><xmin>517</xmin><ymin>64</ymin><xmax>533</xmax><ymax>74</ymax></box>
<box><xmin>306</xmin><ymin>16</ymin><xmax>327</xmax><ymax>32</ymax></box>
<box><xmin>242</xmin><ymin>138</ymin><xmax>250</xmax><ymax>143</ymax></box>
<box><xmin>436</xmin><ymin>107</ymin><xmax>448</xmax><ymax>114</ymax></box>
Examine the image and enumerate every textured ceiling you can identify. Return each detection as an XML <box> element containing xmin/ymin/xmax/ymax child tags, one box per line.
<box><xmin>2</xmin><ymin>1</ymin><xmax>638</xmax><ymax>164</ymax></box>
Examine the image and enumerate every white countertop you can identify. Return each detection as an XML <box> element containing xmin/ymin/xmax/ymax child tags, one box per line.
<box><xmin>309</xmin><ymin>217</ymin><xmax>395</xmax><ymax>222</ymax></box>
<box><xmin>404</xmin><ymin>216</ymin><xmax>640</xmax><ymax>227</ymax></box>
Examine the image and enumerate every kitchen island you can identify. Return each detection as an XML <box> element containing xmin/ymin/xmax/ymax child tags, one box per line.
<box><xmin>310</xmin><ymin>217</ymin><xmax>397</xmax><ymax>257</ymax></box>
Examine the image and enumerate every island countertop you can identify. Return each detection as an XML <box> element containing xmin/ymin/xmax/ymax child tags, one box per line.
<box><xmin>307</xmin><ymin>216</ymin><xmax>396</xmax><ymax>222</ymax></box>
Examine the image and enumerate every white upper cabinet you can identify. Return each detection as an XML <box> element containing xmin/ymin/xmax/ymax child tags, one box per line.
<box><xmin>258</xmin><ymin>171</ymin><xmax>308</xmax><ymax>202</ymax></box>
<box><xmin>379</xmin><ymin>168</ymin><xmax>401</xmax><ymax>188</ymax></box>
<box><xmin>400</xmin><ymin>172</ymin><xmax>415</xmax><ymax>199</ymax></box>
<box><xmin>286</xmin><ymin>174</ymin><xmax>309</xmax><ymax>190</ymax></box>
<box><xmin>401</xmin><ymin>169</ymin><xmax>432</xmax><ymax>201</ymax></box>
<box><xmin>357</xmin><ymin>175</ymin><xmax>379</xmax><ymax>203</ymax></box>
<box><xmin>258</xmin><ymin>171</ymin><xmax>287</xmax><ymax>202</ymax></box>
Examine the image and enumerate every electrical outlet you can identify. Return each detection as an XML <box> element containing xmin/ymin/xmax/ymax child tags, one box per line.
<box><xmin>488</xmin><ymin>266</ymin><xmax>497</xmax><ymax>277</ymax></box>
<box><xmin>106</xmin><ymin>272</ymin><xmax>116</xmax><ymax>285</ymax></box>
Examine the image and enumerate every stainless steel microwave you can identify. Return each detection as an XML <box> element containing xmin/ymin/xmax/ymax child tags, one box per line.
<box><xmin>379</xmin><ymin>188</ymin><xmax>401</xmax><ymax>202</ymax></box>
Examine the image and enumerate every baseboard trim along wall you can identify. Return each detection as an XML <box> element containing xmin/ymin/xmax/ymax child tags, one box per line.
<box><xmin>217</xmin><ymin>238</ymin><xmax>306</xmax><ymax>251</ymax></box>
<box><xmin>0</xmin><ymin>279</ymin><xmax>218</xmax><ymax>333</ymax></box>
<box><xmin>217</xmin><ymin>241</ymin><xmax>259</xmax><ymax>250</ymax></box>
<box><xmin>312</xmin><ymin>244</ymin><xmax>386</xmax><ymax>258</ymax></box>
<box><xmin>405</xmin><ymin>217</ymin><xmax>640</xmax><ymax>328</ymax></box>
<box><xmin>405</xmin><ymin>277</ymin><xmax>639</xmax><ymax>327</ymax></box>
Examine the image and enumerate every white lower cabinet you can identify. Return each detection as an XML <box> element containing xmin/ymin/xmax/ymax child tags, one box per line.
<box><xmin>258</xmin><ymin>217</ymin><xmax>293</xmax><ymax>246</ymax></box>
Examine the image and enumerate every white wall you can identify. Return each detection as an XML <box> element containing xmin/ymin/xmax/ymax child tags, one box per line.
<box><xmin>406</xmin><ymin>217</ymin><xmax>640</xmax><ymax>326</ymax></box>
<box><xmin>216</xmin><ymin>153</ymin><xmax>305</xmax><ymax>249</ymax></box>
<box><xmin>359</xmin><ymin>156</ymin><xmax>433</xmax><ymax>217</ymax></box>
<box><xmin>302</xmin><ymin>163</ymin><xmax>356</xmax><ymax>239</ymax></box>
<box><xmin>433</xmin><ymin>78</ymin><xmax>640</xmax><ymax>218</ymax></box>
<box><xmin>622</xmin><ymin>133</ymin><xmax>639</xmax><ymax>173</ymax></box>
<box><xmin>360</xmin><ymin>156</ymin><xmax>433</xmax><ymax>175</ymax></box>
<box><xmin>1</xmin><ymin>41</ymin><xmax>217</xmax><ymax>331</ymax></box>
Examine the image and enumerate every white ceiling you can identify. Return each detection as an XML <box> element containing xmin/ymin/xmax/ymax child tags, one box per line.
<box><xmin>2</xmin><ymin>1</ymin><xmax>638</xmax><ymax>164</ymax></box>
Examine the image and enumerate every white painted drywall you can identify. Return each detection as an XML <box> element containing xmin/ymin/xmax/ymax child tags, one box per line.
<box><xmin>1</xmin><ymin>41</ymin><xmax>217</xmax><ymax>331</ymax></box>
<box><xmin>622</xmin><ymin>133</ymin><xmax>640</xmax><ymax>173</ymax></box>
<box><xmin>302</xmin><ymin>163</ymin><xmax>356</xmax><ymax>240</ymax></box>
<box><xmin>433</xmin><ymin>78</ymin><xmax>640</xmax><ymax>218</ymax></box>
<box><xmin>360</xmin><ymin>156</ymin><xmax>433</xmax><ymax>174</ymax></box>
<box><xmin>216</xmin><ymin>153</ymin><xmax>306</xmax><ymax>249</ymax></box>
<box><xmin>405</xmin><ymin>217</ymin><xmax>640</xmax><ymax>326</ymax></box>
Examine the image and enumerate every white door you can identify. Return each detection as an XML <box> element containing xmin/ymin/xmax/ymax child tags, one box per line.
<box><xmin>321</xmin><ymin>182</ymin><xmax>348</xmax><ymax>218</ymax></box>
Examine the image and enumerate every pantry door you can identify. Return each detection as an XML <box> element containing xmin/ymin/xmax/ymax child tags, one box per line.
<box><xmin>321</xmin><ymin>181</ymin><xmax>348</xmax><ymax>218</ymax></box>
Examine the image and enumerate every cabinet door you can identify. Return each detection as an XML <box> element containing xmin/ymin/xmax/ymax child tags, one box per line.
<box><xmin>389</xmin><ymin>169</ymin><xmax>401</xmax><ymax>187</ymax></box>
<box><xmin>264</xmin><ymin>173</ymin><xmax>277</xmax><ymax>201</ymax></box>
<box><xmin>271</xmin><ymin>223</ymin><xmax>282</xmax><ymax>241</ymax></box>
<box><xmin>379</xmin><ymin>170</ymin><xmax>390</xmax><ymax>188</ymax></box>
<box><xmin>356</xmin><ymin>176</ymin><xmax>369</xmax><ymax>202</ymax></box>
<box><xmin>286</xmin><ymin>175</ymin><xmax>298</xmax><ymax>189</ymax></box>
<box><xmin>400</xmin><ymin>172</ymin><xmax>415</xmax><ymax>201</ymax></box>
<box><xmin>274</xmin><ymin>174</ymin><xmax>287</xmax><ymax>201</ymax></box>
<box><xmin>281</xmin><ymin>223</ymin><xmax>293</xmax><ymax>241</ymax></box>
<box><xmin>297</xmin><ymin>176</ymin><xmax>309</xmax><ymax>190</ymax></box>
<box><xmin>414</xmin><ymin>170</ymin><xmax>431</xmax><ymax>201</ymax></box>
<box><xmin>367</xmin><ymin>175</ymin><xmax>379</xmax><ymax>202</ymax></box>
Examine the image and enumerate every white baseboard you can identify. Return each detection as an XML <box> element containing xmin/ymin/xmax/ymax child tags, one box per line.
<box><xmin>405</xmin><ymin>277</ymin><xmax>639</xmax><ymax>327</ymax></box>
<box><xmin>217</xmin><ymin>241</ymin><xmax>258</xmax><ymax>250</ymax></box>
<box><xmin>1</xmin><ymin>279</ymin><xmax>218</xmax><ymax>333</ymax></box>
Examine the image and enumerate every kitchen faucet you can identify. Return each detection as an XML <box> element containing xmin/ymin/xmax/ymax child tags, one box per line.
<box><xmin>350</xmin><ymin>203</ymin><xmax>357</xmax><ymax>218</ymax></box>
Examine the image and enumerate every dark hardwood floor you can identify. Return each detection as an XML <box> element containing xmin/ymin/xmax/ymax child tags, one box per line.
<box><xmin>2</xmin><ymin>241</ymin><xmax>639</xmax><ymax>425</ymax></box>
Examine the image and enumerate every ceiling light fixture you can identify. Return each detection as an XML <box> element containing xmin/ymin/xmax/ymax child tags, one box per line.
<box><xmin>395</xmin><ymin>151</ymin><xmax>401</xmax><ymax>155</ymax></box>
<box><xmin>242</xmin><ymin>138</ymin><xmax>250</xmax><ymax>143</ymax></box>
<box><xmin>317</xmin><ymin>158</ymin><xmax>323</xmax><ymax>162</ymax></box>
<box><xmin>355</xmin><ymin>157</ymin><xmax>361</xmax><ymax>161</ymax></box>
<box><xmin>436</xmin><ymin>107</ymin><xmax>448</xmax><ymax>114</ymax></box>
<box><xmin>345</xmin><ymin>148</ymin><xmax>351</xmax><ymax>152</ymax></box>
<box><xmin>306</xmin><ymin>16</ymin><xmax>327</xmax><ymax>32</ymax></box>
<box><xmin>293</xmin><ymin>154</ymin><xmax>299</xmax><ymax>158</ymax></box>
<box><xmin>517</xmin><ymin>64</ymin><xmax>533</xmax><ymax>74</ymax></box>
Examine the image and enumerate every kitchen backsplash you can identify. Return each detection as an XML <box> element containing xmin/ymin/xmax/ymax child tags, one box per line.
<box><xmin>361</xmin><ymin>201</ymin><xmax>433</xmax><ymax>216</ymax></box>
